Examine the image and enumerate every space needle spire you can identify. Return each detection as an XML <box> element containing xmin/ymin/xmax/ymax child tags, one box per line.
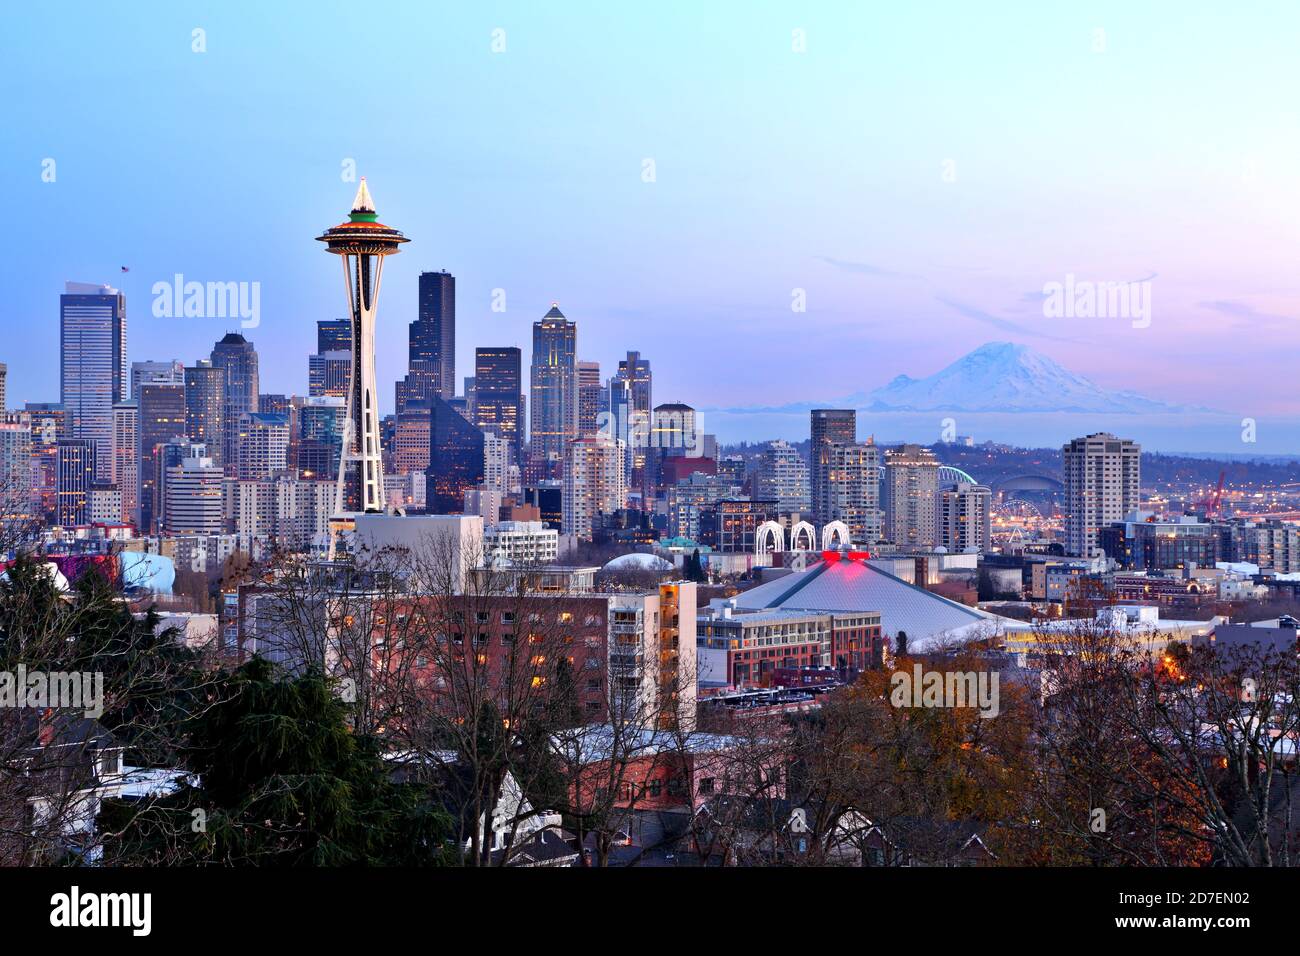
<box><xmin>316</xmin><ymin>177</ymin><xmax>408</xmax><ymax>550</ymax></box>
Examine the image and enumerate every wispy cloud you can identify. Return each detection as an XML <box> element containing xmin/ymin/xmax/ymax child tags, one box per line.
<box><xmin>816</xmin><ymin>256</ymin><xmax>913</xmax><ymax>279</ymax></box>
<box><xmin>936</xmin><ymin>296</ymin><xmax>1080</xmax><ymax>343</ymax></box>
<box><xmin>1199</xmin><ymin>299</ymin><xmax>1294</xmax><ymax>329</ymax></box>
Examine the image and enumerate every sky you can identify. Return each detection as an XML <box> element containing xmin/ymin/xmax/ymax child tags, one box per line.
<box><xmin>5</xmin><ymin>1</ymin><xmax>1299</xmax><ymax>452</ymax></box>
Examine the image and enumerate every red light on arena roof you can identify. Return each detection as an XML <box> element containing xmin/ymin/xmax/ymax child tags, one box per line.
<box><xmin>821</xmin><ymin>550</ymin><xmax>872</xmax><ymax>563</ymax></box>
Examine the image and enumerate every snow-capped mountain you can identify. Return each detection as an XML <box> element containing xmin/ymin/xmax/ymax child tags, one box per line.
<box><xmin>854</xmin><ymin>342</ymin><xmax>1189</xmax><ymax>414</ymax></box>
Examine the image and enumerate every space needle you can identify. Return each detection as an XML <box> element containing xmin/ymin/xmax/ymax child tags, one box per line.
<box><xmin>316</xmin><ymin>178</ymin><xmax>408</xmax><ymax>549</ymax></box>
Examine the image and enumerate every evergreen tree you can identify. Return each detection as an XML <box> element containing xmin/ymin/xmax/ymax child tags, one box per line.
<box><xmin>100</xmin><ymin>657</ymin><xmax>452</xmax><ymax>866</ymax></box>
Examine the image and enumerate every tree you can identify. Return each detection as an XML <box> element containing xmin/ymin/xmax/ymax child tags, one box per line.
<box><xmin>0</xmin><ymin>555</ymin><xmax>214</xmax><ymax>863</ymax></box>
<box><xmin>100</xmin><ymin>656</ymin><xmax>452</xmax><ymax>866</ymax></box>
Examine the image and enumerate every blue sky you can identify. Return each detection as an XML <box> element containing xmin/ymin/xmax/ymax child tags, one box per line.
<box><xmin>5</xmin><ymin>1</ymin><xmax>1299</xmax><ymax>450</ymax></box>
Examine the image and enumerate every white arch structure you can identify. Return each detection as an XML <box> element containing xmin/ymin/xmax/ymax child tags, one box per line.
<box><xmin>755</xmin><ymin>520</ymin><xmax>785</xmax><ymax>556</ymax></box>
<box><xmin>789</xmin><ymin>520</ymin><xmax>817</xmax><ymax>552</ymax></box>
<box><xmin>821</xmin><ymin>521</ymin><xmax>852</xmax><ymax>551</ymax></box>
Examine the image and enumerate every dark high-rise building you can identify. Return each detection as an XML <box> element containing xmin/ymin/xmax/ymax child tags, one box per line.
<box><xmin>810</xmin><ymin>409</ymin><xmax>856</xmax><ymax>525</ymax></box>
<box><xmin>308</xmin><ymin>319</ymin><xmax>351</xmax><ymax>400</ymax></box>
<box><xmin>426</xmin><ymin>397</ymin><xmax>484</xmax><ymax>514</ymax></box>
<box><xmin>616</xmin><ymin>350</ymin><xmax>652</xmax><ymax>413</ymax></box>
<box><xmin>55</xmin><ymin>438</ymin><xmax>97</xmax><ymax>527</ymax></box>
<box><xmin>259</xmin><ymin>393</ymin><xmax>291</xmax><ymax>416</ymax></box>
<box><xmin>412</xmin><ymin>270</ymin><xmax>455</xmax><ymax>401</ymax></box>
<box><xmin>528</xmin><ymin>305</ymin><xmax>577</xmax><ymax>481</ymax></box>
<box><xmin>60</xmin><ymin>282</ymin><xmax>127</xmax><ymax>481</ymax></box>
<box><xmin>474</xmin><ymin>346</ymin><xmax>523</xmax><ymax>466</ymax></box>
<box><xmin>297</xmin><ymin>396</ymin><xmax>345</xmax><ymax>481</ymax></box>
<box><xmin>138</xmin><ymin>383</ymin><xmax>187</xmax><ymax>533</ymax></box>
<box><xmin>577</xmin><ymin>360</ymin><xmax>601</xmax><ymax>436</ymax></box>
<box><xmin>184</xmin><ymin>360</ymin><xmax>226</xmax><ymax>470</ymax></box>
<box><xmin>395</xmin><ymin>358</ymin><xmax>438</xmax><ymax>415</ymax></box>
<box><xmin>317</xmin><ymin>318</ymin><xmax>351</xmax><ymax>354</ymax></box>
<box><xmin>210</xmin><ymin>332</ymin><xmax>260</xmax><ymax>473</ymax></box>
<box><xmin>615</xmin><ymin>351</ymin><xmax>652</xmax><ymax>495</ymax></box>
<box><xmin>523</xmin><ymin>482</ymin><xmax>564</xmax><ymax>531</ymax></box>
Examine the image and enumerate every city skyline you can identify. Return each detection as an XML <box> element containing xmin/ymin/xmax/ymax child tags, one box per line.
<box><xmin>7</xmin><ymin>3</ymin><xmax>1300</xmax><ymax>454</ymax></box>
<box><xmin>7</xmin><ymin>2</ymin><xmax>1300</xmax><ymax>894</ymax></box>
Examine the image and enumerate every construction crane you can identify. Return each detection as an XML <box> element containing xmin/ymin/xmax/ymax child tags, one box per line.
<box><xmin>1194</xmin><ymin>470</ymin><xmax>1225</xmax><ymax>516</ymax></box>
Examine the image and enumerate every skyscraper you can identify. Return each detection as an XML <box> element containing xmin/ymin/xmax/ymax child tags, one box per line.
<box><xmin>614</xmin><ymin>351</ymin><xmax>652</xmax><ymax>495</ymax></box>
<box><xmin>411</xmin><ymin>270</ymin><xmax>455</xmax><ymax>401</ymax></box>
<box><xmin>296</xmin><ymin>396</ymin><xmax>345</xmax><ymax>481</ymax></box>
<box><xmin>0</xmin><ymin>416</ymin><xmax>32</xmax><ymax>528</ymax></box>
<box><xmin>474</xmin><ymin>346</ymin><xmax>523</xmax><ymax>468</ymax></box>
<box><xmin>55</xmin><ymin>438</ymin><xmax>96</xmax><ymax>527</ymax></box>
<box><xmin>317</xmin><ymin>318</ymin><xmax>351</xmax><ymax>353</ymax></box>
<box><xmin>317</xmin><ymin>178</ymin><xmax>408</xmax><ymax>521</ymax></box>
<box><xmin>131</xmin><ymin>360</ymin><xmax>184</xmax><ymax>399</ymax></box>
<box><xmin>754</xmin><ymin>439</ymin><xmax>811</xmax><ymax>514</ymax></box>
<box><xmin>822</xmin><ymin>441</ymin><xmax>882</xmax><ymax>547</ymax></box>
<box><xmin>810</xmin><ymin>409</ymin><xmax>856</xmax><ymax>525</ymax></box>
<box><xmin>938</xmin><ymin>481</ymin><xmax>992</xmax><ymax>554</ymax></box>
<box><xmin>1063</xmin><ymin>432</ymin><xmax>1141</xmax><ymax>557</ymax></box>
<box><xmin>528</xmin><ymin>306</ymin><xmax>577</xmax><ymax>481</ymax></box>
<box><xmin>395</xmin><ymin>358</ymin><xmax>438</xmax><ymax>415</ymax></box>
<box><xmin>112</xmin><ymin>401</ymin><xmax>139</xmax><ymax>526</ymax></box>
<box><xmin>210</xmin><ymin>332</ymin><xmax>259</xmax><ymax>473</ymax></box>
<box><xmin>309</xmin><ymin>351</ymin><xmax>351</xmax><ymax>398</ymax></box>
<box><xmin>137</xmin><ymin>383</ymin><xmax>186</xmax><ymax>533</ymax></box>
<box><xmin>883</xmin><ymin>443</ymin><xmax>940</xmax><ymax>549</ymax></box>
<box><xmin>427</xmin><ymin>397</ymin><xmax>484</xmax><ymax>514</ymax></box>
<box><xmin>392</xmin><ymin>400</ymin><xmax>433</xmax><ymax>476</ymax></box>
<box><xmin>563</xmin><ymin>434</ymin><xmax>626</xmax><ymax>541</ymax></box>
<box><xmin>616</xmin><ymin>350</ymin><xmax>652</xmax><ymax>413</ymax></box>
<box><xmin>235</xmin><ymin>413</ymin><xmax>290</xmax><ymax>481</ymax></box>
<box><xmin>577</xmin><ymin>360</ymin><xmax>601</xmax><ymax>436</ymax></box>
<box><xmin>184</xmin><ymin>360</ymin><xmax>226</xmax><ymax>470</ymax></box>
<box><xmin>24</xmin><ymin>402</ymin><xmax>65</xmax><ymax>523</ymax></box>
<box><xmin>60</xmin><ymin>282</ymin><xmax>127</xmax><ymax>481</ymax></box>
<box><xmin>309</xmin><ymin>319</ymin><xmax>352</xmax><ymax>399</ymax></box>
<box><xmin>163</xmin><ymin>445</ymin><xmax>225</xmax><ymax>535</ymax></box>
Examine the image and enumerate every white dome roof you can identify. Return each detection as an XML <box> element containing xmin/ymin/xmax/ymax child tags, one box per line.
<box><xmin>602</xmin><ymin>553</ymin><xmax>673</xmax><ymax>573</ymax></box>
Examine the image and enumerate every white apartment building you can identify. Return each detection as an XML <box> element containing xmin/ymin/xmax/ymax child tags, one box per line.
<box><xmin>164</xmin><ymin>453</ymin><xmax>224</xmax><ymax>534</ymax></box>
<box><xmin>938</xmin><ymin>481</ymin><xmax>992</xmax><ymax>554</ymax></box>
<box><xmin>1063</xmin><ymin>432</ymin><xmax>1141</xmax><ymax>557</ymax></box>
<box><xmin>822</xmin><ymin>442</ymin><xmax>883</xmax><ymax>547</ymax></box>
<box><xmin>753</xmin><ymin>439</ymin><xmax>810</xmax><ymax>514</ymax></box>
<box><xmin>883</xmin><ymin>444</ymin><xmax>939</xmax><ymax>549</ymax></box>
<box><xmin>234</xmin><ymin>413</ymin><xmax>290</xmax><ymax>480</ymax></box>
<box><xmin>607</xmin><ymin>582</ymin><xmax>698</xmax><ymax>731</ymax></box>
<box><xmin>563</xmin><ymin>435</ymin><xmax>626</xmax><ymax>541</ymax></box>
<box><xmin>484</xmin><ymin>520</ymin><xmax>559</xmax><ymax>566</ymax></box>
<box><xmin>224</xmin><ymin>474</ymin><xmax>334</xmax><ymax>551</ymax></box>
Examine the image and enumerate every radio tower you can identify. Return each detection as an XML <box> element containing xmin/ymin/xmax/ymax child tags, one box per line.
<box><xmin>317</xmin><ymin>178</ymin><xmax>408</xmax><ymax>551</ymax></box>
